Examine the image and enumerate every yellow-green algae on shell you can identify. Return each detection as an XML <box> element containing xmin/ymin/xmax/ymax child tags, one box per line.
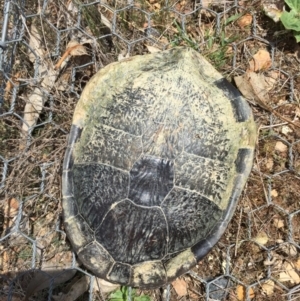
<box><xmin>62</xmin><ymin>47</ymin><xmax>256</xmax><ymax>288</ymax></box>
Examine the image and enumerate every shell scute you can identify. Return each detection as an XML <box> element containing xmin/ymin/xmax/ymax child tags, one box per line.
<box><xmin>73</xmin><ymin>163</ymin><xmax>129</xmax><ymax>229</ymax></box>
<box><xmin>95</xmin><ymin>199</ymin><xmax>168</xmax><ymax>264</ymax></box>
<box><xmin>129</xmin><ymin>155</ymin><xmax>174</xmax><ymax>206</ymax></box>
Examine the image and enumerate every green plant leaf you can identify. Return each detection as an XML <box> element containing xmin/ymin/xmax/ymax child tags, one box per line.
<box><xmin>284</xmin><ymin>0</ymin><xmax>300</xmax><ymax>11</ymax></box>
<box><xmin>294</xmin><ymin>31</ymin><xmax>300</xmax><ymax>42</ymax></box>
<box><xmin>134</xmin><ymin>295</ymin><xmax>151</xmax><ymax>301</ymax></box>
<box><xmin>224</xmin><ymin>13</ymin><xmax>243</xmax><ymax>26</ymax></box>
<box><xmin>108</xmin><ymin>289</ymin><xmax>124</xmax><ymax>301</ymax></box>
<box><xmin>280</xmin><ymin>10</ymin><xmax>300</xmax><ymax>31</ymax></box>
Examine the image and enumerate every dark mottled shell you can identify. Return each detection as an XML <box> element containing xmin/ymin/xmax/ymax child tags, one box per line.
<box><xmin>62</xmin><ymin>47</ymin><xmax>256</xmax><ymax>289</ymax></box>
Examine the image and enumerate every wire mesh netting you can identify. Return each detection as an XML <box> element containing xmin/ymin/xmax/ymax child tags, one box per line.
<box><xmin>1</xmin><ymin>0</ymin><xmax>300</xmax><ymax>300</ymax></box>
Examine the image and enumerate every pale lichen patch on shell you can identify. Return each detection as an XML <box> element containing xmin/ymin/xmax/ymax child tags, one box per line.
<box><xmin>64</xmin><ymin>215</ymin><xmax>94</xmax><ymax>250</ymax></box>
<box><xmin>78</xmin><ymin>241</ymin><xmax>115</xmax><ymax>277</ymax></box>
<box><xmin>165</xmin><ymin>248</ymin><xmax>196</xmax><ymax>280</ymax></box>
<box><xmin>132</xmin><ymin>260</ymin><xmax>167</xmax><ymax>288</ymax></box>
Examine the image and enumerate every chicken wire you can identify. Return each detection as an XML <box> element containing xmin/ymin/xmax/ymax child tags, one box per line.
<box><xmin>0</xmin><ymin>0</ymin><xmax>300</xmax><ymax>300</ymax></box>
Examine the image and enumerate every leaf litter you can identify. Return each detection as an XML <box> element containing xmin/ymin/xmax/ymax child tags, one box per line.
<box><xmin>4</xmin><ymin>1</ymin><xmax>300</xmax><ymax>300</ymax></box>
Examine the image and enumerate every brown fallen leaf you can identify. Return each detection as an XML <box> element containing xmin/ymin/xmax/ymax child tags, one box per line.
<box><xmin>93</xmin><ymin>278</ymin><xmax>120</xmax><ymax>294</ymax></box>
<box><xmin>279</xmin><ymin>261</ymin><xmax>300</xmax><ymax>284</ymax></box>
<box><xmin>4</xmin><ymin>198</ymin><xmax>19</xmax><ymax>218</ymax></box>
<box><xmin>172</xmin><ymin>278</ymin><xmax>188</xmax><ymax>297</ymax></box>
<box><xmin>236</xmin><ymin>285</ymin><xmax>255</xmax><ymax>300</ymax></box>
<box><xmin>273</xmin><ymin>217</ymin><xmax>284</xmax><ymax>229</ymax></box>
<box><xmin>248</xmin><ymin>49</ymin><xmax>272</xmax><ymax>72</ymax></box>
<box><xmin>264</xmin><ymin>70</ymin><xmax>279</xmax><ymax>91</ymax></box>
<box><xmin>252</xmin><ymin>231</ymin><xmax>268</xmax><ymax>245</ymax></box>
<box><xmin>270</xmin><ymin>189</ymin><xmax>278</xmax><ymax>197</ymax></box>
<box><xmin>234</xmin><ymin>71</ymin><xmax>300</xmax><ymax>128</ymax></box>
<box><xmin>261</xmin><ymin>279</ymin><xmax>274</xmax><ymax>296</ymax></box>
<box><xmin>188</xmin><ymin>290</ymin><xmax>199</xmax><ymax>300</ymax></box>
<box><xmin>21</xmin><ymin>23</ymin><xmax>58</xmax><ymax>148</ymax></box>
<box><xmin>234</xmin><ymin>71</ymin><xmax>270</xmax><ymax>106</ymax></box>
<box><xmin>4</xmin><ymin>72</ymin><xmax>21</xmax><ymax>101</ymax></box>
<box><xmin>263</xmin><ymin>3</ymin><xmax>282</xmax><ymax>23</ymax></box>
<box><xmin>237</xmin><ymin>14</ymin><xmax>252</xmax><ymax>29</ymax></box>
<box><xmin>294</xmin><ymin>258</ymin><xmax>300</xmax><ymax>270</ymax></box>
<box><xmin>145</xmin><ymin>44</ymin><xmax>161</xmax><ymax>53</ymax></box>
<box><xmin>54</xmin><ymin>40</ymin><xmax>88</xmax><ymax>70</ymax></box>
<box><xmin>275</xmin><ymin>141</ymin><xmax>288</xmax><ymax>152</ymax></box>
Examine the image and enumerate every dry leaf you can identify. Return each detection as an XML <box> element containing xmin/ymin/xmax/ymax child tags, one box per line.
<box><xmin>154</xmin><ymin>2</ymin><xmax>161</xmax><ymax>9</ymax></box>
<box><xmin>4</xmin><ymin>72</ymin><xmax>21</xmax><ymax>101</ymax></box>
<box><xmin>237</xmin><ymin>14</ymin><xmax>252</xmax><ymax>29</ymax></box>
<box><xmin>4</xmin><ymin>198</ymin><xmax>19</xmax><ymax>218</ymax></box>
<box><xmin>188</xmin><ymin>290</ymin><xmax>199</xmax><ymax>300</ymax></box>
<box><xmin>253</xmin><ymin>231</ymin><xmax>268</xmax><ymax>245</ymax></box>
<box><xmin>263</xmin><ymin>3</ymin><xmax>282</xmax><ymax>22</ymax></box>
<box><xmin>294</xmin><ymin>258</ymin><xmax>300</xmax><ymax>270</ymax></box>
<box><xmin>264</xmin><ymin>70</ymin><xmax>279</xmax><ymax>91</ymax></box>
<box><xmin>271</xmin><ymin>189</ymin><xmax>278</xmax><ymax>197</ymax></box>
<box><xmin>21</xmin><ymin>24</ymin><xmax>58</xmax><ymax>144</ymax></box>
<box><xmin>54</xmin><ymin>41</ymin><xmax>88</xmax><ymax>69</ymax></box>
<box><xmin>275</xmin><ymin>141</ymin><xmax>288</xmax><ymax>152</ymax></box>
<box><xmin>266</xmin><ymin>158</ymin><xmax>274</xmax><ymax>170</ymax></box>
<box><xmin>264</xmin><ymin>256</ymin><xmax>278</xmax><ymax>266</ymax></box>
<box><xmin>273</xmin><ymin>218</ymin><xmax>284</xmax><ymax>228</ymax></box>
<box><xmin>279</xmin><ymin>262</ymin><xmax>300</xmax><ymax>284</ymax></box>
<box><xmin>261</xmin><ymin>279</ymin><xmax>274</xmax><ymax>296</ymax></box>
<box><xmin>236</xmin><ymin>285</ymin><xmax>255</xmax><ymax>300</ymax></box>
<box><xmin>234</xmin><ymin>71</ymin><xmax>270</xmax><ymax>108</ymax></box>
<box><xmin>93</xmin><ymin>278</ymin><xmax>119</xmax><ymax>293</ymax></box>
<box><xmin>145</xmin><ymin>44</ymin><xmax>161</xmax><ymax>53</ymax></box>
<box><xmin>172</xmin><ymin>278</ymin><xmax>188</xmax><ymax>297</ymax></box>
<box><xmin>248</xmin><ymin>50</ymin><xmax>272</xmax><ymax>72</ymax></box>
<box><xmin>282</xmin><ymin>125</ymin><xmax>293</xmax><ymax>136</ymax></box>
<box><xmin>2</xmin><ymin>250</ymin><xmax>10</xmax><ymax>273</ymax></box>
<box><xmin>288</xmin><ymin>245</ymin><xmax>298</xmax><ymax>257</ymax></box>
<box><xmin>118</xmin><ymin>52</ymin><xmax>130</xmax><ymax>61</ymax></box>
<box><xmin>235</xmin><ymin>71</ymin><xmax>300</xmax><ymax>128</ymax></box>
<box><xmin>278</xmin><ymin>243</ymin><xmax>298</xmax><ymax>257</ymax></box>
<box><xmin>201</xmin><ymin>0</ymin><xmax>225</xmax><ymax>7</ymax></box>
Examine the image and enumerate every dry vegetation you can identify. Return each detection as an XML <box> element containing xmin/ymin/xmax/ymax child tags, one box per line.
<box><xmin>0</xmin><ymin>0</ymin><xmax>300</xmax><ymax>300</ymax></box>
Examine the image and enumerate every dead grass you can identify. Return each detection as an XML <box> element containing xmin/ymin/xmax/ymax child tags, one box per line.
<box><xmin>0</xmin><ymin>0</ymin><xmax>300</xmax><ymax>300</ymax></box>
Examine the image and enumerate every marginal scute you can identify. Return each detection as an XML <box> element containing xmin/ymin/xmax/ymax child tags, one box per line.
<box><xmin>62</xmin><ymin>196</ymin><xmax>79</xmax><ymax>218</ymax></box>
<box><xmin>108</xmin><ymin>262</ymin><xmax>132</xmax><ymax>285</ymax></box>
<box><xmin>61</xmin><ymin>170</ymin><xmax>74</xmax><ymax>197</ymax></box>
<box><xmin>62</xmin><ymin>147</ymin><xmax>74</xmax><ymax>171</ymax></box>
<box><xmin>77</xmin><ymin>241</ymin><xmax>114</xmax><ymax>277</ymax></box>
<box><xmin>64</xmin><ymin>215</ymin><xmax>93</xmax><ymax>250</ymax></box>
<box><xmin>62</xmin><ymin>47</ymin><xmax>257</xmax><ymax>289</ymax></box>
<box><xmin>235</xmin><ymin>148</ymin><xmax>254</xmax><ymax>174</ymax></box>
<box><xmin>132</xmin><ymin>261</ymin><xmax>167</xmax><ymax>288</ymax></box>
<box><xmin>165</xmin><ymin>248</ymin><xmax>196</xmax><ymax>280</ymax></box>
<box><xmin>214</xmin><ymin>78</ymin><xmax>250</xmax><ymax>123</ymax></box>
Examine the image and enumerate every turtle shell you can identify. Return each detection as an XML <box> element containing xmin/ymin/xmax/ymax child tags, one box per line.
<box><xmin>62</xmin><ymin>47</ymin><xmax>256</xmax><ymax>289</ymax></box>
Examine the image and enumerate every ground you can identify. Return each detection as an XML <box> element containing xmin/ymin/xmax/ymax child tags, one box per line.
<box><xmin>0</xmin><ymin>0</ymin><xmax>300</xmax><ymax>300</ymax></box>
